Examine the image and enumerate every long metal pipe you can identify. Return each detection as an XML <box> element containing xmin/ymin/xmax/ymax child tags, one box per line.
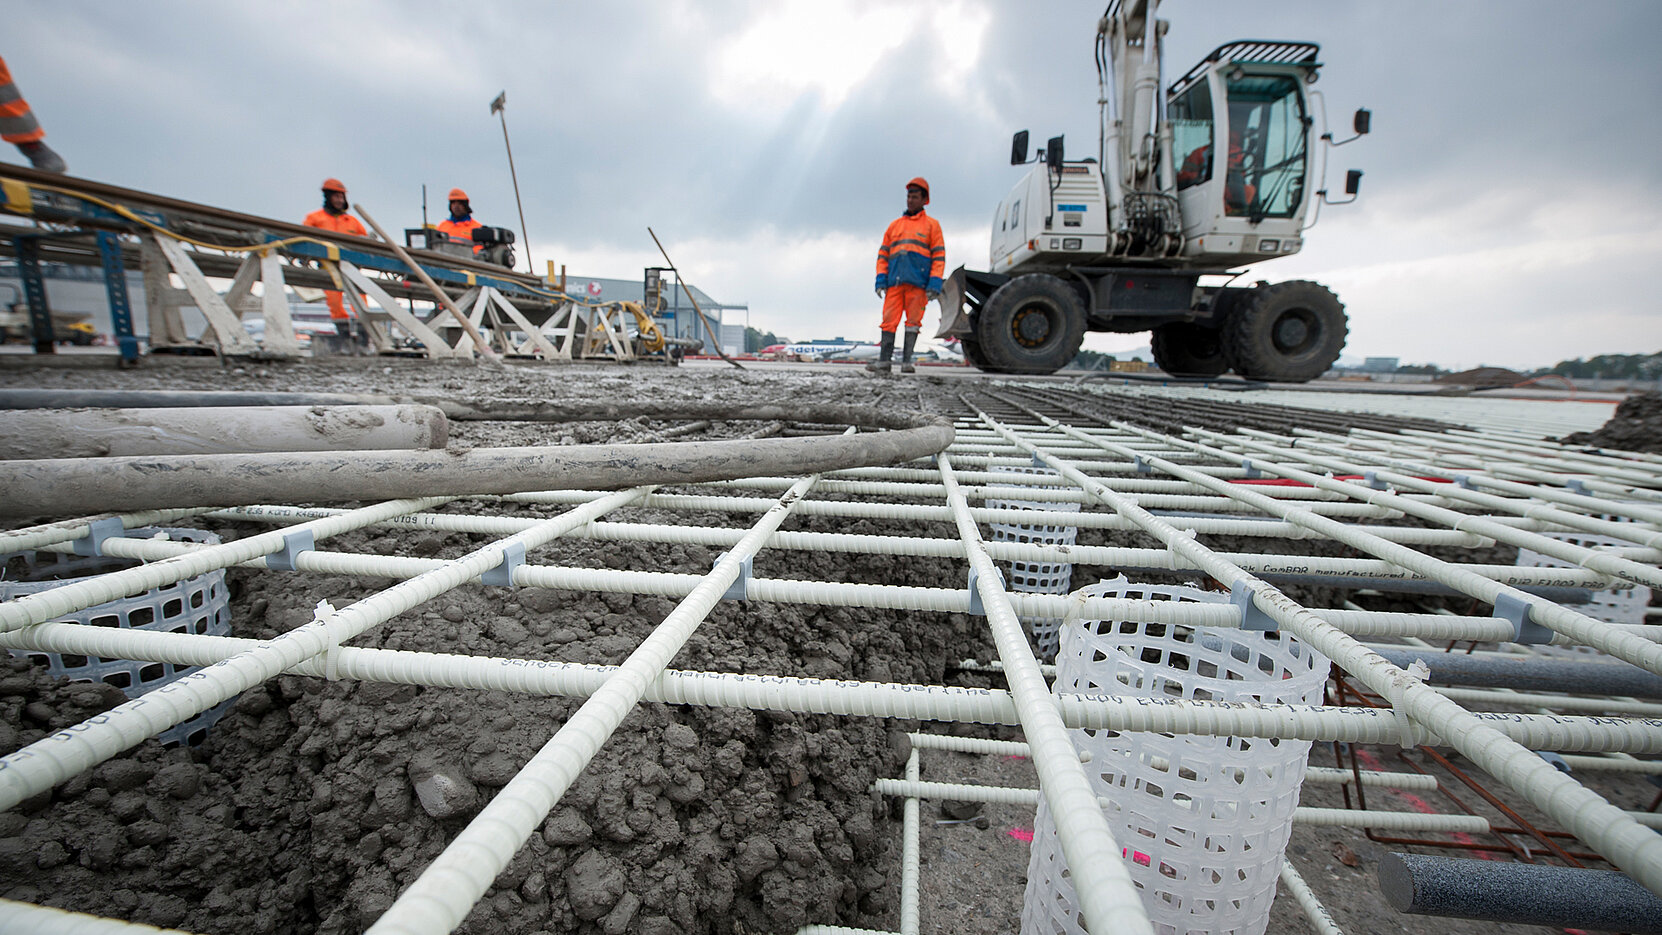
<box><xmin>0</xmin><ymin>405</ymin><xmax>448</xmax><ymax>459</ymax></box>
<box><xmin>0</xmin><ymin>410</ymin><xmax>952</xmax><ymax>518</ymax></box>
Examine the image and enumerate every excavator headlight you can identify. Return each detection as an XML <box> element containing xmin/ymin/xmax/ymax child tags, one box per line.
<box><xmin>1063</xmin><ymin>238</ymin><xmax>1082</xmax><ymax>250</ymax></box>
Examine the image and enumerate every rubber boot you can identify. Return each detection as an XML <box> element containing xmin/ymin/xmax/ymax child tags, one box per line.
<box><xmin>865</xmin><ymin>332</ymin><xmax>894</xmax><ymax>374</ymax></box>
<box><xmin>16</xmin><ymin>141</ymin><xmax>66</xmax><ymax>174</ymax></box>
<box><xmin>900</xmin><ymin>330</ymin><xmax>918</xmax><ymax>373</ymax></box>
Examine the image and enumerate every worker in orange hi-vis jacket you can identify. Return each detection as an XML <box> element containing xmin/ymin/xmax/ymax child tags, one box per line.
<box><xmin>869</xmin><ymin>177</ymin><xmax>944</xmax><ymax>374</ymax></box>
<box><xmin>436</xmin><ymin>188</ymin><xmax>483</xmax><ymax>254</ymax></box>
<box><xmin>0</xmin><ymin>55</ymin><xmax>66</xmax><ymax>173</ymax></box>
<box><xmin>302</xmin><ymin>178</ymin><xmax>368</xmax><ymax>337</ymax></box>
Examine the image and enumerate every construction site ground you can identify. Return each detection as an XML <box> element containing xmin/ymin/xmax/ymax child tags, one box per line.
<box><xmin>0</xmin><ymin>356</ymin><xmax>1651</xmax><ymax>935</ymax></box>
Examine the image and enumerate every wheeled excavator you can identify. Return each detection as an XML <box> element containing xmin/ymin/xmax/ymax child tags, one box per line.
<box><xmin>937</xmin><ymin>0</ymin><xmax>1370</xmax><ymax>380</ymax></box>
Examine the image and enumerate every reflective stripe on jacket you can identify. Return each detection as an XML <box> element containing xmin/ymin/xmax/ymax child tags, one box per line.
<box><xmin>437</xmin><ymin>217</ymin><xmax>483</xmax><ymax>253</ymax></box>
<box><xmin>0</xmin><ymin>56</ymin><xmax>44</xmax><ymax>145</ymax></box>
<box><xmin>875</xmin><ymin>210</ymin><xmax>945</xmax><ymax>293</ymax></box>
<box><xmin>302</xmin><ymin>209</ymin><xmax>367</xmax><ymax>238</ymax></box>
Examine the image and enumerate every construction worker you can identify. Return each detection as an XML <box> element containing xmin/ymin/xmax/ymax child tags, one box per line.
<box><xmin>302</xmin><ymin>178</ymin><xmax>368</xmax><ymax>337</ymax></box>
<box><xmin>1177</xmin><ymin>123</ymin><xmax>1255</xmax><ymax>215</ymax></box>
<box><xmin>0</xmin><ymin>55</ymin><xmax>66</xmax><ymax>174</ymax></box>
<box><xmin>437</xmin><ymin>188</ymin><xmax>483</xmax><ymax>254</ymax></box>
<box><xmin>868</xmin><ymin>177</ymin><xmax>944</xmax><ymax>374</ymax></box>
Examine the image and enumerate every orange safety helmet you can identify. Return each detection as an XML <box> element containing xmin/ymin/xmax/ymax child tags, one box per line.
<box><xmin>906</xmin><ymin>176</ymin><xmax>930</xmax><ymax>205</ymax></box>
<box><xmin>321</xmin><ymin>178</ymin><xmax>347</xmax><ymax>194</ymax></box>
<box><xmin>448</xmin><ymin>187</ymin><xmax>469</xmax><ymax>202</ymax></box>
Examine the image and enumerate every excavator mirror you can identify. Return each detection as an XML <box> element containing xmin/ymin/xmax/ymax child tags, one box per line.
<box><xmin>1344</xmin><ymin>169</ymin><xmax>1363</xmax><ymax>196</ymax></box>
<box><xmin>1353</xmin><ymin>108</ymin><xmax>1371</xmax><ymax>135</ymax></box>
<box><xmin>1011</xmin><ymin>130</ymin><xmax>1030</xmax><ymax>166</ymax></box>
<box><xmin>1046</xmin><ymin>135</ymin><xmax>1065</xmax><ymax>171</ymax></box>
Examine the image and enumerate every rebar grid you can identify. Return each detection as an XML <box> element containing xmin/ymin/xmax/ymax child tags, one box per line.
<box><xmin>0</xmin><ymin>386</ymin><xmax>1659</xmax><ymax>935</ymax></box>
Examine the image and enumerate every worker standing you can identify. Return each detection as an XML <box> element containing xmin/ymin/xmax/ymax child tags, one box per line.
<box><xmin>0</xmin><ymin>55</ymin><xmax>66</xmax><ymax>174</ymax></box>
<box><xmin>868</xmin><ymin>177</ymin><xmax>944</xmax><ymax>374</ymax></box>
<box><xmin>302</xmin><ymin>178</ymin><xmax>368</xmax><ymax>338</ymax></box>
<box><xmin>436</xmin><ymin>188</ymin><xmax>483</xmax><ymax>254</ymax></box>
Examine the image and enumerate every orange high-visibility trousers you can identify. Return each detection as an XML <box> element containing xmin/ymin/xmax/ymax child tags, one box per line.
<box><xmin>880</xmin><ymin>283</ymin><xmax>928</xmax><ymax>334</ymax></box>
<box><xmin>0</xmin><ymin>56</ymin><xmax>45</xmax><ymax>145</ymax></box>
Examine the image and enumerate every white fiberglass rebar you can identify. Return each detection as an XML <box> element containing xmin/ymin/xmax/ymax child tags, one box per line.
<box><xmin>1116</xmin><ymin>424</ymin><xmax>1662</xmax><ymax>670</ymax></box>
<box><xmin>0</xmin><ymin>508</ymin><xmax>213</xmax><ymax>554</ymax></box>
<box><xmin>900</xmin><ymin>747</ymin><xmax>921</xmax><ymax>935</ymax></box>
<box><xmin>870</xmin><ymin>779</ymin><xmax>1493</xmax><ymax>833</ymax></box>
<box><xmin>366</xmin><ymin>474</ymin><xmax>819</xmax><ymax>935</ymax></box>
<box><xmin>1279</xmin><ymin>860</ymin><xmax>1346</xmax><ymax>935</ymax></box>
<box><xmin>0</xmin><ymin>489</ymin><xmax>643</xmax><ymax>810</ymax></box>
<box><xmin>5</xmin><ymin>617</ymin><xmax>1660</xmax><ymax>753</ymax></box>
<box><xmin>935</xmin><ymin>451</ymin><xmax>1153</xmax><ymax>935</ymax></box>
<box><xmin>0</xmin><ymin>897</ymin><xmax>202</xmax><ymax>934</ymax></box>
<box><xmin>1203</xmin><ymin>428</ymin><xmax>1662</xmax><ymax>560</ymax></box>
<box><xmin>974</xmin><ymin>407</ymin><xmax>1662</xmax><ymax>897</ymax></box>
<box><xmin>0</xmin><ymin>497</ymin><xmax>452</xmax><ymax>634</ymax></box>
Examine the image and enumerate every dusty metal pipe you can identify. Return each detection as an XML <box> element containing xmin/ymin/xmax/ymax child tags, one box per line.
<box><xmin>1371</xmin><ymin>647</ymin><xmax>1662</xmax><ymax>699</ymax></box>
<box><xmin>0</xmin><ymin>405</ymin><xmax>448</xmax><ymax>458</ymax></box>
<box><xmin>0</xmin><ymin>389</ymin><xmax>402</xmax><ymax>410</ymax></box>
<box><xmin>0</xmin><ymin>407</ymin><xmax>952</xmax><ymax>518</ymax></box>
<box><xmin>1379</xmin><ymin>853</ymin><xmax>1662</xmax><ymax>933</ymax></box>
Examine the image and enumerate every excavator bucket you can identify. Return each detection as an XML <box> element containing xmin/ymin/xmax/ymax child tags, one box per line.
<box><xmin>934</xmin><ymin>266</ymin><xmax>971</xmax><ymax>339</ymax></box>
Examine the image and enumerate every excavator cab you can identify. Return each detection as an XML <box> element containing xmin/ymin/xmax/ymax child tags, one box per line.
<box><xmin>1169</xmin><ymin>41</ymin><xmax>1322</xmax><ymax>263</ymax></box>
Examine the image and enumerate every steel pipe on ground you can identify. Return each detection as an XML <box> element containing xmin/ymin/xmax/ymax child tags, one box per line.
<box><xmin>0</xmin><ymin>405</ymin><xmax>448</xmax><ymax>459</ymax></box>
<box><xmin>0</xmin><ymin>406</ymin><xmax>952</xmax><ymax>517</ymax></box>
<box><xmin>1378</xmin><ymin>853</ymin><xmax>1662</xmax><ymax>933</ymax></box>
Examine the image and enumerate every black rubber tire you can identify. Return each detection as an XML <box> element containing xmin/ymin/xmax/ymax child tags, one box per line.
<box><xmin>973</xmin><ymin>274</ymin><xmax>1087</xmax><ymax>375</ymax></box>
<box><xmin>1223</xmin><ymin>280</ymin><xmax>1347</xmax><ymax>382</ymax></box>
<box><xmin>1150</xmin><ymin>322</ymin><xmax>1228</xmax><ymax>378</ymax></box>
<box><xmin>958</xmin><ymin>336</ymin><xmax>998</xmax><ymax>372</ymax></box>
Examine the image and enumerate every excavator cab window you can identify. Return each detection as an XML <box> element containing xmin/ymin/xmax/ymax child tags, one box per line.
<box><xmin>1222</xmin><ymin>73</ymin><xmax>1309</xmax><ymax>218</ymax></box>
<box><xmin>1170</xmin><ymin>80</ymin><xmax>1215</xmax><ymax>191</ymax></box>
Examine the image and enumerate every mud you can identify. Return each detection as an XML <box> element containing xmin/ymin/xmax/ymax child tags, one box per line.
<box><xmin>1562</xmin><ymin>390</ymin><xmax>1662</xmax><ymax>453</ymax></box>
<box><xmin>0</xmin><ymin>359</ymin><xmax>1613</xmax><ymax>934</ymax></box>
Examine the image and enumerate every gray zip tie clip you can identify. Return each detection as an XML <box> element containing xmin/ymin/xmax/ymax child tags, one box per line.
<box><xmin>265</xmin><ymin>529</ymin><xmax>315</xmax><ymax>571</ymax></box>
<box><xmin>1565</xmin><ymin>478</ymin><xmax>1592</xmax><ymax>496</ymax></box>
<box><xmin>1363</xmin><ymin>471</ymin><xmax>1389</xmax><ymax>490</ymax></box>
<box><xmin>967</xmin><ymin>565</ymin><xmax>1004</xmax><ymax>616</ymax></box>
<box><xmin>70</xmin><ymin>517</ymin><xmax>125</xmax><ymax>556</ymax></box>
<box><xmin>1133</xmin><ymin>455</ymin><xmax>1153</xmax><ymax>474</ymax></box>
<box><xmin>714</xmin><ymin>551</ymin><xmax>752</xmax><ymax>601</ymax></box>
<box><xmin>1493</xmin><ymin>592</ymin><xmax>1554</xmax><ymax>644</ymax></box>
<box><xmin>1535</xmin><ymin>751</ymin><xmax>1571</xmax><ymax>773</ymax></box>
<box><xmin>1241</xmin><ymin>459</ymin><xmax>1262</xmax><ymax>479</ymax></box>
<box><xmin>1229</xmin><ymin>579</ymin><xmax>1277</xmax><ymax>631</ymax></box>
<box><xmin>481</xmin><ymin>541</ymin><xmax>525</xmax><ymax>587</ymax></box>
<box><xmin>1452</xmin><ymin>475</ymin><xmax>1476</xmax><ymax>490</ymax></box>
<box><xmin>1030</xmin><ymin>451</ymin><xmax>1046</xmax><ymax>468</ymax></box>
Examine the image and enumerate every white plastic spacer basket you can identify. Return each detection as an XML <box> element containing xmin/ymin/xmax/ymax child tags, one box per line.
<box><xmin>987</xmin><ymin>466</ymin><xmax>1081</xmax><ymax>660</ymax></box>
<box><xmin>1021</xmin><ymin>578</ymin><xmax>1330</xmax><ymax>935</ymax></box>
<box><xmin>2</xmin><ymin>528</ymin><xmax>235</xmax><ymax>746</ymax></box>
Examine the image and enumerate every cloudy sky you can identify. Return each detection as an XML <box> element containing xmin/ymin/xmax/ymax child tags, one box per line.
<box><xmin>6</xmin><ymin>0</ymin><xmax>1660</xmax><ymax>368</ymax></box>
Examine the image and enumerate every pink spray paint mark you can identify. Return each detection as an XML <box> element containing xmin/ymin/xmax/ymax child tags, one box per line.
<box><xmin>1007</xmin><ymin>827</ymin><xmax>1034</xmax><ymax>843</ymax></box>
<box><xmin>1353</xmin><ymin>748</ymin><xmax>1498</xmax><ymax>860</ymax></box>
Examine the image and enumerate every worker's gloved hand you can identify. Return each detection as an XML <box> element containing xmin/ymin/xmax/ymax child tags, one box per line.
<box><xmin>875</xmin><ymin>286</ymin><xmax>887</xmax><ymax>299</ymax></box>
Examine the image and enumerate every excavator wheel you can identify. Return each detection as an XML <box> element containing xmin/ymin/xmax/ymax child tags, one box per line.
<box><xmin>1150</xmin><ymin>322</ymin><xmax>1228</xmax><ymax>378</ymax></box>
<box><xmin>959</xmin><ymin>336</ymin><xmax>997</xmax><ymax>372</ymax></box>
<box><xmin>1223</xmin><ymin>280</ymin><xmax>1347</xmax><ymax>382</ymax></box>
<box><xmin>973</xmin><ymin>274</ymin><xmax>1086</xmax><ymax>375</ymax></box>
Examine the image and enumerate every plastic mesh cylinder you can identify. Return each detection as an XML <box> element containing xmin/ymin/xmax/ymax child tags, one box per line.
<box><xmin>1</xmin><ymin>528</ymin><xmax>235</xmax><ymax>747</ymax></box>
<box><xmin>987</xmin><ymin>465</ymin><xmax>1080</xmax><ymax>660</ymax></box>
<box><xmin>1518</xmin><ymin>529</ymin><xmax>1652</xmax><ymax>629</ymax></box>
<box><xmin>1021</xmin><ymin>578</ymin><xmax>1330</xmax><ymax>935</ymax></box>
